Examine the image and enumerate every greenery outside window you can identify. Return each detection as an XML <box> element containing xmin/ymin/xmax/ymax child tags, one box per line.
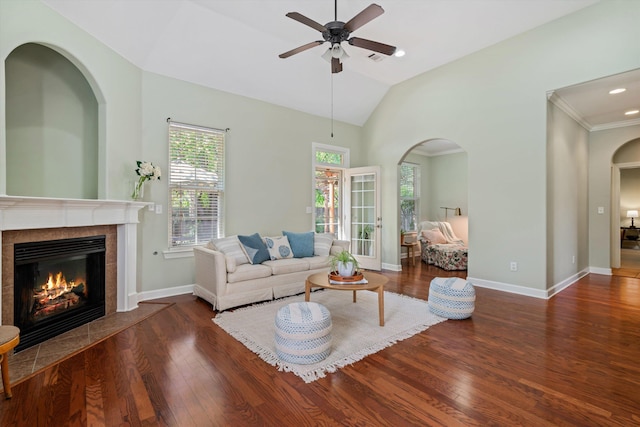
<box><xmin>313</xmin><ymin>143</ymin><xmax>349</xmax><ymax>239</ymax></box>
<box><xmin>400</xmin><ymin>162</ymin><xmax>420</xmax><ymax>231</ymax></box>
<box><xmin>169</xmin><ymin>122</ymin><xmax>225</xmax><ymax>248</ymax></box>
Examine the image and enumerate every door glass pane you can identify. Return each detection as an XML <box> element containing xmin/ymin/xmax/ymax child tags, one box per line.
<box><xmin>315</xmin><ymin>168</ymin><xmax>341</xmax><ymax>237</ymax></box>
<box><xmin>351</xmin><ymin>173</ymin><xmax>376</xmax><ymax>257</ymax></box>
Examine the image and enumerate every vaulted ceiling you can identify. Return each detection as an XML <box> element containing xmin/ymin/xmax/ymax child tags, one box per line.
<box><xmin>42</xmin><ymin>0</ymin><xmax>608</xmax><ymax>127</ymax></box>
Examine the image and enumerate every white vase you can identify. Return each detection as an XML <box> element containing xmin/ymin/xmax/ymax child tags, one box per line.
<box><xmin>337</xmin><ymin>261</ymin><xmax>355</xmax><ymax>277</ymax></box>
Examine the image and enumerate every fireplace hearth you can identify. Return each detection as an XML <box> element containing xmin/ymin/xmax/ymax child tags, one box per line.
<box><xmin>13</xmin><ymin>236</ymin><xmax>106</xmax><ymax>351</ymax></box>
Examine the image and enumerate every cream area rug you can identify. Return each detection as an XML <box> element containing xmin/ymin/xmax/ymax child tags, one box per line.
<box><xmin>213</xmin><ymin>290</ymin><xmax>447</xmax><ymax>383</ymax></box>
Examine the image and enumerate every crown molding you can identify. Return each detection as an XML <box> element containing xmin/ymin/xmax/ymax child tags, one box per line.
<box><xmin>547</xmin><ymin>90</ymin><xmax>592</xmax><ymax>131</ymax></box>
<box><xmin>590</xmin><ymin>118</ymin><xmax>640</xmax><ymax>132</ymax></box>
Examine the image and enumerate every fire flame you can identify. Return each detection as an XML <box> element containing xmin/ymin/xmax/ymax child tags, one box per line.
<box><xmin>43</xmin><ymin>272</ymin><xmax>73</xmax><ymax>299</ymax></box>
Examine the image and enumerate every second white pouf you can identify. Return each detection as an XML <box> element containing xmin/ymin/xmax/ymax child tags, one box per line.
<box><xmin>428</xmin><ymin>277</ymin><xmax>476</xmax><ymax>319</ymax></box>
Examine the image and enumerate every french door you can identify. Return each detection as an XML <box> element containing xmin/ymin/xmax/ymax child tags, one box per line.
<box><xmin>345</xmin><ymin>166</ymin><xmax>381</xmax><ymax>270</ymax></box>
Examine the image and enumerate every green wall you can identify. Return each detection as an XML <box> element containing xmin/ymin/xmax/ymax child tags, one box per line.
<box><xmin>1</xmin><ymin>0</ymin><xmax>361</xmax><ymax>294</ymax></box>
<box><xmin>3</xmin><ymin>0</ymin><xmax>640</xmax><ymax>296</ymax></box>
<box><xmin>138</xmin><ymin>71</ymin><xmax>362</xmax><ymax>291</ymax></box>
<box><xmin>546</xmin><ymin>101</ymin><xmax>589</xmax><ymax>287</ymax></box>
<box><xmin>363</xmin><ymin>0</ymin><xmax>640</xmax><ymax>292</ymax></box>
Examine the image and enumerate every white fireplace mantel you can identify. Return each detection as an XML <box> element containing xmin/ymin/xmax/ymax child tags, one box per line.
<box><xmin>0</xmin><ymin>195</ymin><xmax>147</xmax><ymax>314</ymax></box>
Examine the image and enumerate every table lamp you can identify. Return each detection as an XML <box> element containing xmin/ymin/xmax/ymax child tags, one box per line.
<box><xmin>627</xmin><ymin>210</ymin><xmax>638</xmax><ymax>228</ymax></box>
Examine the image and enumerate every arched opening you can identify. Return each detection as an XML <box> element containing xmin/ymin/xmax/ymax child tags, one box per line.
<box><xmin>5</xmin><ymin>43</ymin><xmax>99</xmax><ymax>199</ymax></box>
<box><xmin>398</xmin><ymin>138</ymin><xmax>468</xmax><ymax>270</ymax></box>
<box><xmin>611</xmin><ymin>138</ymin><xmax>640</xmax><ymax>271</ymax></box>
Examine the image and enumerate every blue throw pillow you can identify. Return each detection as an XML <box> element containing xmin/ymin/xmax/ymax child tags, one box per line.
<box><xmin>283</xmin><ymin>231</ymin><xmax>314</xmax><ymax>258</ymax></box>
<box><xmin>238</xmin><ymin>233</ymin><xmax>270</xmax><ymax>264</ymax></box>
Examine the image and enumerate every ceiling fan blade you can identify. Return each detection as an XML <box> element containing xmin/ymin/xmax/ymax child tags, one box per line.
<box><xmin>348</xmin><ymin>37</ymin><xmax>396</xmax><ymax>56</ymax></box>
<box><xmin>285</xmin><ymin>12</ymin><xmax>327</xmax><ymax>32</ymax></box>
<box><xmin>331</xmin><ymin>57</ymin><xmax>343</xmax><ymax>74</ymax></box>
<box><xmin>279</xmin><ymin>41</ymin><xmax>324</xmax><ymax>59</ymax></box>
<box><xmin>343</xmin><ymin>4</ymin><xmax>384</xmax><ymax>32</ymax></box>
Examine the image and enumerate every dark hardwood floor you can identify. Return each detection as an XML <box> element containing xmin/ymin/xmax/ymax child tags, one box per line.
<box><xmin>1</xmin><ymin>258</ymin><xmax>639</xmax><ymax>426</ymax></box>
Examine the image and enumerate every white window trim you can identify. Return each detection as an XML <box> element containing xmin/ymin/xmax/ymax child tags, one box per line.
<box><xmin>167</xmin><ymin>121</ymin><xmax>226</xmax><ymax>251</ymax></box>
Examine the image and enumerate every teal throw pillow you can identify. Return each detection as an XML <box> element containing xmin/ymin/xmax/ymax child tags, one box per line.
<box><xmin>238</xmin><ymin>233</ymin><xmax>270</xmax><ymax>264</ymax></box>
<box><xmin>283</xmin><ymin>231</ymin><xmax>314</xmax><ymax>258</ymax></box>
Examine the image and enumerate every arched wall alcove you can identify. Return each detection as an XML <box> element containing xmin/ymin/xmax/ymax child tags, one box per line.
<box><xmin>398</xmin><ymin>138</ymin><xmax>469</xmax><ymax>263</ymax></box>
<box><xmin>5</xmin><ymin>42</ymin><xmax>99</xmax><ymax>199</ymax></box>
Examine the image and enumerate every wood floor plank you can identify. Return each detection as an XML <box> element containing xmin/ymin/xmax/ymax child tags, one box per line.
<box><xmin>1</xmin><ymin>262</ymin><xmax>640</xmax><ymax>425</ymax></box>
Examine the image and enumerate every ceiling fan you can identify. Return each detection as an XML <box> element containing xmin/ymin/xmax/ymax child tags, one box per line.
<box><xmin>279</xmin><ymin>1</ymin><xmax>397</xmax><ymax>73</ymax></box>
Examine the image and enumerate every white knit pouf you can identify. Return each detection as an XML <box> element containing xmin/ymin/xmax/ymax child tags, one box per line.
<box><xmin>274</xmin><ymin>302</ymin><xmax>332</xmax><ymax>364</ymax></box>
<box><xmin>428</xmin><ymin>277</ymin><xmax>475</xmax><ymax>319</ymax></box>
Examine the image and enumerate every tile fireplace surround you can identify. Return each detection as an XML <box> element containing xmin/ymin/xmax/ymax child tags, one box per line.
<box><xmin>0</xmin><ymin>196</ymin><xmax>147</xmax><ymax>328</ymax></box>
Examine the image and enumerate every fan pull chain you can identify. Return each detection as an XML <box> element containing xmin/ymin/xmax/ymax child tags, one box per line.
<box><xmin>331</xmin><ymin>72</ymin><xmax>334</xmax><ymax>138</ymax></box>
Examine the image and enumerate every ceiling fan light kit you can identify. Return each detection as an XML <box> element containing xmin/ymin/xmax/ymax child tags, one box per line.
<box><xmin>279</xmin><ymin>2</ymin><xmax>397</xmax><ymax>74</ymax></box>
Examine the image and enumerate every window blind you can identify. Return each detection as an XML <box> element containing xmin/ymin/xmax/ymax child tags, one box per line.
<box><xmin>168</xmin><ymin>122</ymin><xmax>225</xmax><ymax>247</ymax></box>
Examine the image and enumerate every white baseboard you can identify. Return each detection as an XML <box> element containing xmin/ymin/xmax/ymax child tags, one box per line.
<box><xmin>469</xmin><ymin>267</ymin><xmax>591</xmax><ymax>299</ymax></box>
<box><xmin>137</xmin><ymin>284</ymin><xmax>194</xmax><ymax>303</ymax></box>
<box><xmin>589</xmin><ymin>266</ymin><xmax>612</xmax><ymax>275</ymax></box>
<box><xmin>382</xmin><ymin>262</ymin><xmax>402</xmax><ymax>271</ymax></box>
<box><xmin>547</xmin><ymin>268</ymin><xmax>589</xmax><ymax>298</ymax></box>
<box><xmin>466</xmin><ymin>276</ymin><xmax>548</xmax><ymax>299</ymax></box>
<box><xmin>133</xmin><ymin>267</ymin><xmax>602</xmax><ymax>306</ymax></box>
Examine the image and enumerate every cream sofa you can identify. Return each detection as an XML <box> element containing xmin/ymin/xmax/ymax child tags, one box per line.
<box><xmin>193</xmin><ymin>234</ymin><xmax>349</xmax><ymax>311</ymax></box>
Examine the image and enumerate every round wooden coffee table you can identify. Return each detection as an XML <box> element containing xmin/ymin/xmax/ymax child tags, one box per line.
<box><xmin>305</xmin><ymin>271</ymin><xmax>388</xmax><ymax>326</ymax></box>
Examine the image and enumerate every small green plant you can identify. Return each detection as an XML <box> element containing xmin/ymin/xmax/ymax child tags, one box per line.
<box><xmin>360</xmin><ymin>224</ymin><xmax>374</xmax><ymax>240</ymax></box>
<box><xmin>329</xmin><ymin>250</ymin><xmax>360</xmax><ymax>275</ymax></box>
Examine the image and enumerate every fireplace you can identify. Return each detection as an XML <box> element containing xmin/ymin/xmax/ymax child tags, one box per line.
<box><xmin>1</xmin><ymin>197</ymin><xmax>146</xmax><ymax>348</ymax></box>
<box><xmin>13</xmin><ymin>236</ymin><xmax>106</xmax><ymax>351</ymax></box>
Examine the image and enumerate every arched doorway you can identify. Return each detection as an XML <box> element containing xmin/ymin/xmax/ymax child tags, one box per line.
<box><xmin>611</xmin><ymin>137</ymin><xmax>640</xmax><ymax>273</ymax></box>
<box><xmin>398</xmin><ymin>138</ymin><xmax>468</xmax><ymax>268</ymax></box>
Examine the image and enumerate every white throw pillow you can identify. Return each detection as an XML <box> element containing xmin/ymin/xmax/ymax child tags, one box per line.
<box><xmin>211</xmin><ymin>236</ymin><xmax>249</xmax><ymax>265</ymax></box>
<box><xmin>263</xmin><ymin>235</ymin><xmax>294</xmax><ymax>260</ymax></box>
<box><xmin>421</xmin><ymin>229</ymin><xmax>446</xmax><ymax>245</ymax></box>
<box><xmin>314</xmin><ymin>233</ymin><xmax>334</xmax><ymax>256</ymax></box>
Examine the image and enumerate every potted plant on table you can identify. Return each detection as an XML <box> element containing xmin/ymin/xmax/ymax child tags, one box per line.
<box><xmin>330</xmin><ymin>250</ymin><xmax>360</xmax><ymax>278</ymax></box>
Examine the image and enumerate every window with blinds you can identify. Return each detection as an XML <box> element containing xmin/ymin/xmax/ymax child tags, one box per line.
<box><xmin>168</xmin><ymin>122</ymin><xmax>225</xmax><ymax>248</ymax></box>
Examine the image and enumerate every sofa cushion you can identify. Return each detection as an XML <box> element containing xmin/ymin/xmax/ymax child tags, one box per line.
<box><xmin>225</xmin><ymin>255</ymin><xmax>237</xmax><ymax>273</ymax></box>
<box><xmin>263</xmin><ymin>258</ymin><xmax>310</xmax><ymax>275</ymax></box>
<box><xmin>314</xmin><ymin>233</ymin><xmax>334</xmax><ymax>256</ymax></box>
<box><xmin>238</xmin><ymin>233</ymin><xmax>271</xmax><ymax>264</ymax></box>
<box><xmin>283</xmin><ymin>231</ymin><xmax>315</xmax><ymax>258</ymax></box>
<box><xmin>227</xmin><ymin>263</ymin><xmax>272</xmax><ymax>283</ymax></box>
<box><xmin>211</xmin><ymin>236</ymin><xmax>249</xmax><ymax>265</ymax></box>
<box><xmin>307</xmin><ymin>255</ymin><xmax>331</xmax><ymax>270</ymax></box>
<box><xmin>264</xmin><ymin>235</ymin><xmax>294</xmax><ymax>260</ymax></box>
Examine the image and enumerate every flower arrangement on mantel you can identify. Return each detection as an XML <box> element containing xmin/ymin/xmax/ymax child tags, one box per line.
<box><xmin>132</xmin><ymin>160</ymin><xmax>161</xmax><ymax>200</ymax></box>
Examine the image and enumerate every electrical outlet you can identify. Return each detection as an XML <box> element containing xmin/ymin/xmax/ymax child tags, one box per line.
<box><xmin>155</xmin><ymin>204</ymin><xmax>162</xmax><ymax>214</ymax></box>
<box><xmin>148</xmin><ymin>203</ymin><xmax>155</xmax><ymax>211</ymax></box>
<box><xmin>510</xmin><ymin>261</ymin><xmax>518</xmax><ymax>271</ymax></box>
<box><xmin>597</xmin><ymin>207</ymin><xmax>604</xmax><ymax>214</ymax></box>
<box><xmin>572</xmin><ymin>255</ymin><xmax>576</xmax><ymax>264</ymax></box>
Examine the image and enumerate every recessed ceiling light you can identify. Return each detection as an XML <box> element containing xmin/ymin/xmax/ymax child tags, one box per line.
<box><xmin>394</xmin><ymin>49</ymin><xmax>406</xmax><ymax>58</ymax></box>
<box><xmin>609</xmin><ymin>88</ymin><xmax>626</xmax><ymax>94</ymax></box>
<box><xmin>625</xmin><ymin>109</ymin><xmax>639</xmax><ymax>115</ymax></box>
